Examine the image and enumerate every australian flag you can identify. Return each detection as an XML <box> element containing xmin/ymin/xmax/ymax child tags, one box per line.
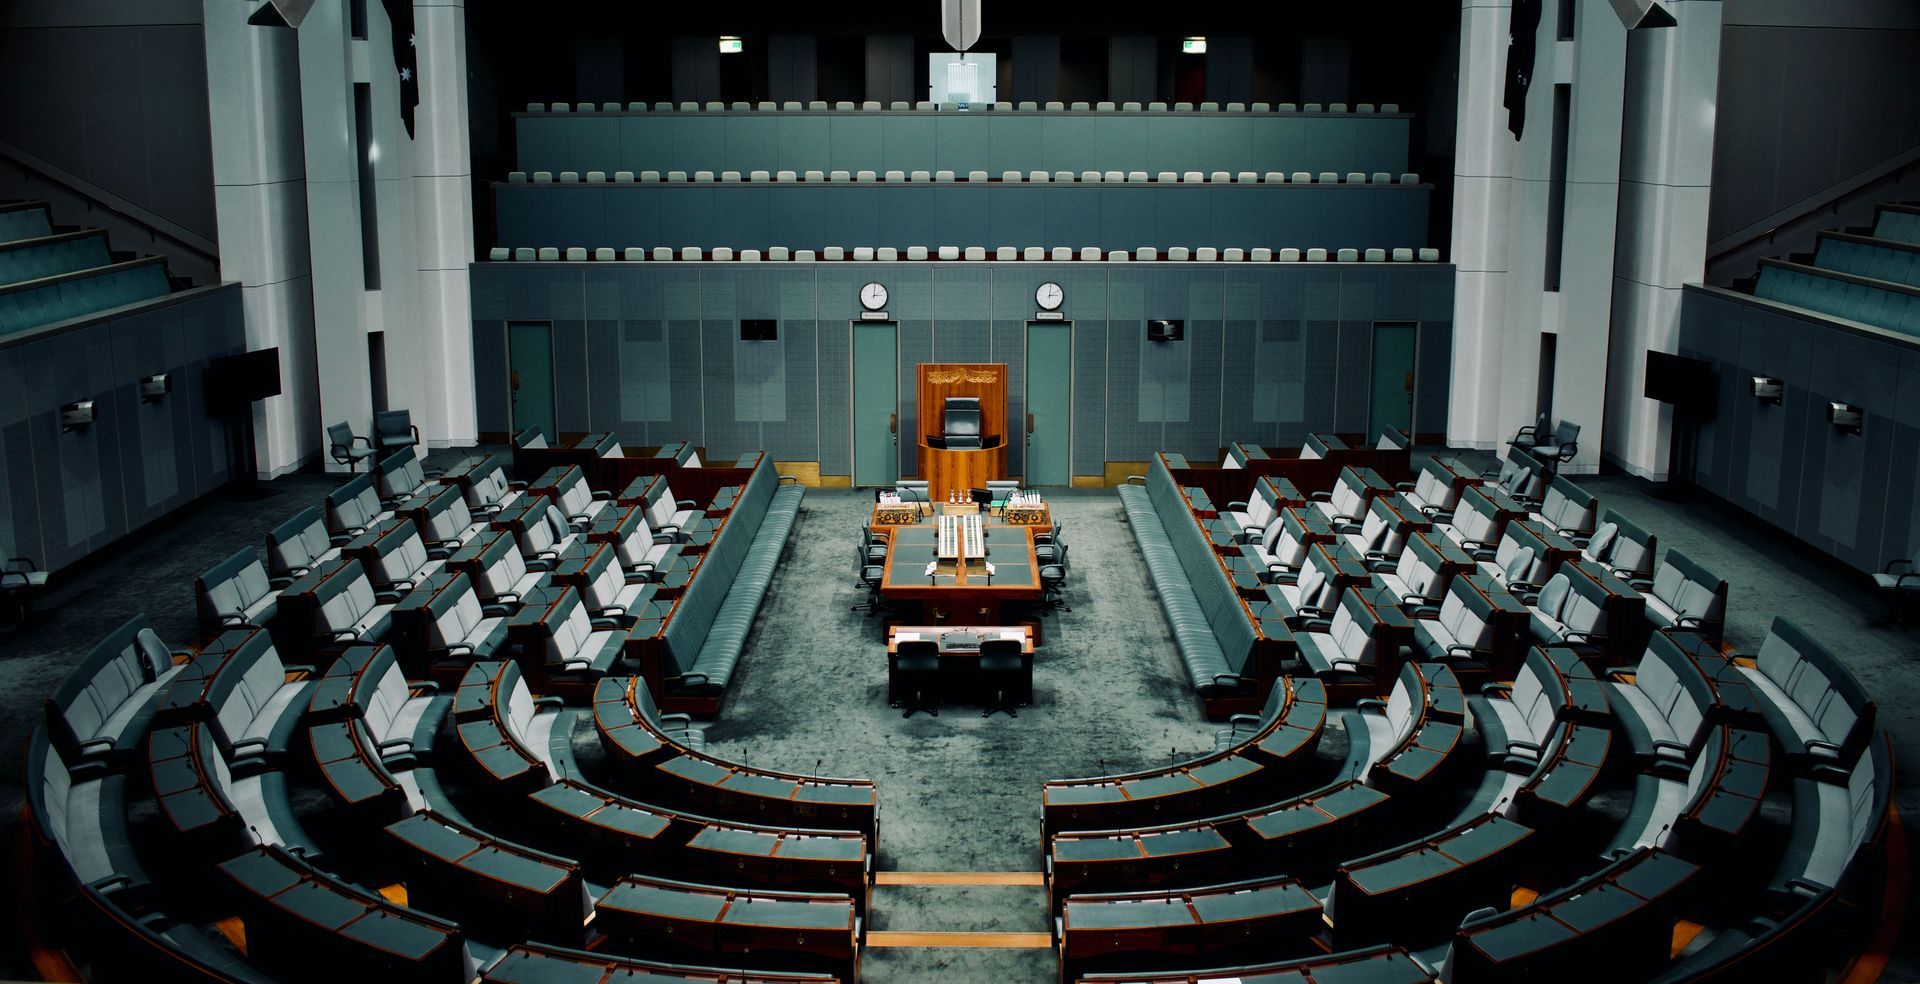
<box><xmin>382</xmin><ymin>0</ymin><xmax>418</xmax><ymax>138</ymax></box>
<box><xmin>1504</xmin><ymin>0</ymin><xmax>1541</xmax><ymax>139</ymax></box>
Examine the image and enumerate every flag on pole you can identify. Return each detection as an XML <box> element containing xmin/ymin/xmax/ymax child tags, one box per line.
<box><xmin>382</xmin><ymin>0</ymin><xmax>419</xmax><ymax>137</ymax></box>
<box><xmin>1504</xmin><ymin>0</ymin><xmax>1541</xmax><ymax>139</ymax></box>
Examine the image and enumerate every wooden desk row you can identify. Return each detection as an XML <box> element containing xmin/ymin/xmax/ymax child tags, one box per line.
<box><xmin>594</xmin><ymin>677</ymin><xmax>881</xmax><ymax>843</ymax></box>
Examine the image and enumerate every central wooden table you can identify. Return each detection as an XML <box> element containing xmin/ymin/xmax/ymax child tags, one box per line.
<box><xmin>878</xmin><ymin>522</ymin><xmax>1041</xmax><ymax>624</ymax></box>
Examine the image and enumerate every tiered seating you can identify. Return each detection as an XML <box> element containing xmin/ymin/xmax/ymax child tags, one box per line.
<box><xmin>1120</xmin><ymin>458</ymin><xmax>1279</xmax><ymax>713</ymax></box>
<box><xmin>1293</xmin><ymin>585</ymin><xmax>1416</xmax><ymax>697</ymax></box>
<box><xmin>43</xmin><ymin>614</ymin><xmax>188</xmax><ymax>771</ymax></box>
<box><xmin>194</xmin><ymin>547</ymin><xmax>280</xmax><ymax>637</ymax></box>
<box><xmin>440</xmin><ymin>452</ymin><xmax>526</xmax><ymax>518</ymax></box>
<box><xmin>326</xmin><ymin>471</ymin><xmax>397</xmax><ymax>539</ymax></box>
<box><xmin>452</xmin><ymin>659</ymin><xmax>578</xmax><ymax>793</ymax></box>
<box><xmin>1058</xmin><ymin>875</ymin><xmax>1323</xmax><ymax>980</ymax></box>
<box><xmin>306</xmin><ymin>644</ymin><xmax>449</xmax><ymax>821</ymax></box>
<box><xmin>1469</xmin><ymin>645</ymin><xmax>1613</xmax><ymax>819</ymax></box>
<box><xmin>513</xmin><ymin>100</ymin><xmax>1415</xmax><ymax>179</ymax></box>
<box><xmin>482</xmin><ymin>942</ymin><xmax>838</xmax><ymax>982</ymax></box>
<box><xmin>1073</xmin><ymin>945</ymin><xmax>1432</xmax><ymax>983</ymax></box>
<box><xmin>635</xmin><ymin>459</ymin><xmax>804</xmax><ymax>713</ymax></box>
<box><xmin>1041</xmin><ymin>676</ymin><xmax>1325</xmax><ymax>837</ymax></box>
<box><xmin>1443</xmin><ymin>848</ymin><xmax>1700</xmax><ymax>981</ymax></box>
<box><xmin>0</xmin><ymin>228</ymin><xmax>110</xmax><ymax>283</ymax></box>
<box><xmin>1325</xmin><ymin>811</ymin><xmax>1535</xmax><ymax>947</ymax></box>
<box><xmin>507</xmin><ymin>585</ymin><xmax>630</xmax><ymax>692</ymax></box>
<box><xmin>1632</xmin><ymin>548</ymin><xmax>1728</xmax><ymax>638</ymax></box>
<box><xmin>548</xmin><ymin>540</ymin><xmax>669</xmax><ymax>627</ymax></box>
<box><xmin>595</xmin><ymin>874</ymin><xmax>860</xmax><ymax>982</ymax></box>
<box><xmin>1736</xmin><ymin>617</ymin><xmax>1876</xmax><ymax>778</ymax></box>
<box><xmin>218</xmin><ymin>844</ymin><xmax>472</xmax><ymax>979</ymax></box>
<box><xmin>0</xmin><ymin>256</ymin><xmax>171</xmax><ymax>336</ymax></box>
<box><xmin>385</xmin><ymin>809</ymin><xmax>589</xmax><ymax>940</ymax></box>
<box><xmin>594</xmin><ymin>677</ymin><xmax>879</xmax><ymax>840</ymax></box>
<box><xmin>266</xmin><ymin>506</ymin><xmax>345</xmax><ymax>583</ymax></box>
<box><xmin>489</xmin><ymin>242</ymin><xmax>1446</xmax><ymax>263</ymax></box>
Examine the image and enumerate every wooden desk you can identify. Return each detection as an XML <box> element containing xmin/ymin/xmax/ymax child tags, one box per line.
<box><xmin>878</xmin><ymin>524</ymin><xmax>1041</xmax><ymax>624</ymax></box>
<box><xmin>871</xmin><ymin>503</ymin><xmax>925</xmax><ymax>527</ymax></box>
<box><xmin>1002</xmin><ymin>503</ymin><xmax>1051</xmax><ymax>527</ymax></box>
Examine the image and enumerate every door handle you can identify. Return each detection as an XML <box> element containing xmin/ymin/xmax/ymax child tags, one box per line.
<box><xmin>1026</xmin><ymin>413</ymin><xmax>1035</xmax><ymax>434</ymax></box>
<box><xmin>889</xmin><ymin>413</ymin><xmax>897</xmax><ymax>434</ymax></box>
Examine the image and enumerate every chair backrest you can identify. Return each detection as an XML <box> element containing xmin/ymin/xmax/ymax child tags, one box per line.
<box><xmin>375</xmin><ymin>409</ymin><xmax>413</xmax><ymax>442</ymax></box>
<box><xmin>1649</xmin><ymin>549</ymin><xmax>1727</xmax><ymax>624</ymax></box>
<box><xmin>46</xmin><ymin>615</ymin><xmax>174</xmax><ymax>755</ymax></box>
<box><xmin>1754</xmin><ymin>617</ymin><xmax>1875</xmax><ymax>757</ymax></box>
<box><xmin>267</xmin><ymin>507</ymin><xmax>335</xmax><ymax>579</ymax></box>
<box><xmin>327</xmin><ymin>421</ymin><xmax>358</xmax><ymax>454</ymax></box>
<box><xmin>197</xmin><ymin>547</ymin><xmax>275</xmax><ymax>629</ymax></box>
<box><xmin>1598</xmin><ymin>509</ymin><xmax>1656</xmax><ymax>577</ymax></box>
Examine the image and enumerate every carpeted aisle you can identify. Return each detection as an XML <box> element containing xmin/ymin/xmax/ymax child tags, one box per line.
<box><xmin>702</xmin><ymin>488</ymin><xmax>1218</xmax><ymax>982</ymax></box>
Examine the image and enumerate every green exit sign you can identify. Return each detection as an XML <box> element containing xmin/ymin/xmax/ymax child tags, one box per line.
<box><xmin>1181</xmin><ymin>37</ymin><xmax>1207</xmax><ymax>54</ymax></box>
<box><xmin>718</xmin><ymin>36</ymin><xmax>743</xmax><ymax>54</ymax></box>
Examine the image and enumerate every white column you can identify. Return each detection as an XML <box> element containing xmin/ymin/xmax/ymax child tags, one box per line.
<box><xmin>297</xmin><ymin>0</ymin><xmax>375</xmax><ymax>470</ymax></box>
<box><xmin>410</xmin><ymin>0</ymin><xmax>477</xmax><ymax>447</ymax></box>
<box><xmin>203</xmin><ymin>0</ymin><xmax>319</xmax><ymax>477</ymax></box>
<box><xmin>1605</xmin><ymin>1</ymin><xmax>1723</xmax><ymax>479</ymax></box>
<box><xmin>1448</xmin><ymin>0</ymin><xmax>1515</xmax><ymax>452</ymax></box>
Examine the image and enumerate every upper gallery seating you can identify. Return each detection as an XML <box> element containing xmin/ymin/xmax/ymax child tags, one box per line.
<box><xmin>0</xmin><ymin>201</ymin><xmax>184</xmax><ymax>337</ymax></box>
<box><xmin>513</xmin><ymin>101</ymin><xmax>1414</xmax><ymax>178</ymax></box>
<box><xmin>1740</xmin><ymin>204</ymin><xmax>1920</xmax><ymax>339</ymax></box>
<box><xmin>491</xmin><ymin>178</ymin><xmax>1432</xmax><ymax>256</ymax></box>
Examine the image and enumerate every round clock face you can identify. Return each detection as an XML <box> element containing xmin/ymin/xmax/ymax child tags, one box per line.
<box><xmin>860</xmin><ymin>282</ymin><xmax>889</xmax><ymax>310</ymax></box>
<box><xmin>1036</xmin><ymin>282</ymin><xmax>1064</xmax><ymax>311</ymax></box>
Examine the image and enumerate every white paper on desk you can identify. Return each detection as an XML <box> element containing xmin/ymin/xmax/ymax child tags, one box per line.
<box><xmin>895</xmin><ymin>632</ymin><xmax>921</xmax><ymax>642</ymax></box>
<box><xmin>924</xmin><ymin>560</ymin><xmax>938</xmax><ymax>577</ymax></box>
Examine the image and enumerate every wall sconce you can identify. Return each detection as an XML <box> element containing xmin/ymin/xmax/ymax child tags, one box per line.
<box><xmin>1828</xmin><ymin>401</ymin><xmax>1862</xmax><ymax>436</ymax></box>
<box><xmin>140</xmin><ymin>373</ymin><xmax>171</xmax><ymax>402</ymax></box>
<box><xmin>1750</xmin><ymin>375</ymin><xmax>1782</xmax><ymax>406</ymax></box>
<box><xmin>61</xmin><ymin>400</ymin><xmax>96</xmax><ymax>432</ymax></box>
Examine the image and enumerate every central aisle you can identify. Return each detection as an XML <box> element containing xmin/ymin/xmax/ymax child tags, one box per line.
<box><xmin>700</xmin><ymin>488</ymin><xmax>1220</xmax><ymax>982</ymax></box>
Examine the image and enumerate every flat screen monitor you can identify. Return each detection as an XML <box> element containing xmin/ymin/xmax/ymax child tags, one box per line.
<box><xmin>741</xmin><ymin>319</ymin><xmax>778</xmax><ymax>341</ymax></box>
<box><xmin>1644</xmin><ymin>350</ymin><xmax>1711</xmax><ymax>407</ymax></box>
<box><xmin>205</xmin><ymin>347</ymin><xmax>282</xmax><ymax>411</ymax></box>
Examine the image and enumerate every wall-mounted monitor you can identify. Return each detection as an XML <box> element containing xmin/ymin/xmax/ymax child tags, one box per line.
<box><xmin>741</xmin><ymin>319</ymin><xmax>778</xmax><ymax>342</ymax></box>
<box><xmin>1148</xmin><ymin>319</ymin><xmax>1184</xmax><ymax>342</ymax></box>
<box><xmin>928</xmin><ymin>53</ymin><xmax>996</xmax><ymax>105</ymax></box>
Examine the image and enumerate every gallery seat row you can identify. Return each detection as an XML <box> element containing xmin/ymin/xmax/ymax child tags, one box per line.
<box><xmin>488</xmin><ymin>244</ymin><xmax>1445</xmax><ymax>263</ymax></box>
<box><xmin>1080</xmin><ymin>439</ymin><xmax>1890</xmax><ymax>982</ymax></box>
<box><xmin>26</xmin><ymin>439</ymin><xmax>863</xmax><ymax>981</ymax></box>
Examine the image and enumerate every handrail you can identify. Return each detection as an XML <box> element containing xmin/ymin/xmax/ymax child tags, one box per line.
<box><xmin>0</xmin><ymin>138</ymin><xmax>218</xmax><ymax>263</ymax></box>
<box><xmin>1706</xmin><ymin>144</ymin><xmax>1920</xmax><ymax>270</ymax></box>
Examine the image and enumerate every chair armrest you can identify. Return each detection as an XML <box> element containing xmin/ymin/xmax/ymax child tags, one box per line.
<box><xmin>410</xmin><ymin>680</ymin><xmax>441</xmax><ymax>695</ymax></box>
<box><xmin>1225</xmin><ymin>500</ymin><xmax>1249</xmax><ymax>510</ymax></box>
<box><xmin>377</xmin><ymin>737</ymin><xmax>413</xmax><ymax>753</ymax></box>
<box><xmin>1446</xmin><ymin>644</ymin><xmax>1490</xmax><ymax>660</ymax></box>
<box><xmin>672</xmin><ymin>673</ymin><xmax>711</xmax><ymax>687</ymax></box>
<box><xmin>1125</xmin><ymin>474</ymin><xmax>1146</xmax><ymax>484</ymax></box>
<box><xmin>1408</xmin><ymin>604</ymin><xmax>1440</xmax><ymax>618</ymax></box>
<box><xmin>1507</xmin><ymin>738</ymin><xmax>1543</xmax><ymax>753</ymax></box>
<box><xmin>231</xmin><ymin>737</ymin><xmax>270</xmax><ymax>757</ymax></box>
<box><xmin>1309</xmin><ymin>491</ymin><xmax>1333</xmax><ymax>502</ymax></box>
<box><xmin>1355</xmin><ymin>698</ymin><xmax>1387</xmax><ymax>713</ymax></box>
<box><xmin>330</xmin><ymin>629</ymin><xmax>360</xmax><ymax>642</ymax></box>
<box><xmin>1784</xmin><ymin>878</ymin><xmax>1827</xmax><ymax>899</ymax></box>
<box><xmin>1480</xmin><ymin>681</ymin><xmax>1513</xmax><ymax>696</ymax></box>
<box><xmin>533</xmin><ymin>696</ymin><xmax>564</xmax><ymax>709</ymax></box>
<box><xmin>592</xmin><ymin>489</ymin><xmax>614</xmax><ymax>500</ymax></box>
<box><xmin>591</xmin><ymin>616</ymin><xmax>624</xmax><ymax>628</ymax></box>
<box><xmin>425</xmin><ymin>545</ymin><xmax>452</xmax><ymax>560</ymax></box>
<box><xmin>1227</xmin><ymin>713</ymin><xmax>1262</xmax><ymax>726</ymax></box>
<box><xmin>445</xmin><ymin>644</ymin><xmax>474</xmax><ymax>657</ymax></box>
<box><xmin>779</xmin><ymin>475</ymin><xmax>800</xmax><ymax>485</ymax></box>
<box><xmin>1804</xmin><ymin>739</ymin><xmax>1843</xmax><ymax>757</ymax></box>
<box><xmin>374</xmin><ymin>590</ymin><xmax>403</xmax><ymax>604</ymax></box>
<box><xmin>1651</xmin><ymin>739</ymin><xmax>1691</xmax><ymax>758</ymax></box>
<box><xmin>283</xmin><ymin>665</ymin><xmax>317</xmax><ymax>679</ymax></box>
<box><xmin>1210</xmin><ymin>673</ymin><xmax>1243</xmax><ymax>688</ymax></box>
<box><xmin>676</xmin><ymin>498</ymin><xmax>698</xmax><ymax>508</ymax></box>
<box><xmin>659</xmin><ymin>712</ymin><xmax>694</xmax><ymax>727</ymax></box>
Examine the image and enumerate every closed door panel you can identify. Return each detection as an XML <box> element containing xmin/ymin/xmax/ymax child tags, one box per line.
<box><xmin>852</xmin><ymin>320</ymin><xmax>899</xmax><ymax>487</ymax></box>
<box><xmin>508</xmin><ymin>321</ymin><xmax>556</xmax><ymax>440</ymax></box>
<box><xmin>1025</xmin><ymin>321</ymin><xmax>1073</xmax><ymax>486</ymax></box>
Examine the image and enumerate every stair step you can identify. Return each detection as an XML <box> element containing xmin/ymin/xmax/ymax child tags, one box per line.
<box><xmin>866</xmin><ymin>931</ymin><xmax>1052</xmax><ymax>949</ymax></box>
<box><xmin>875</xmin><ymin>871</ymin><xmax>1044</xmax><ymax>886</ymax></box>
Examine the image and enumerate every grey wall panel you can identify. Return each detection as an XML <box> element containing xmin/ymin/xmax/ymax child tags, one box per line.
<box><xmin>1205</xmin><ymin>39</ymin><xmax>1255</xmax><ymax>105</ymax></box>
<box><xmin>815</xmin><ymin>267</ymin><xmax>860</xmax><ymax>475</ymax></box>
<box><xmin>768</xmin><ymin>37</ymin><xmax>819</xmax><ymax>104</ymax></box>
<box><xmin>671</xmin><ymin>37</ymin><xmax>721</xmax><ymax>104</ymax></box>
<box><xmin>1681</xmin><ymin>285</ymin><xmax>1920</xmax><ymax>574</ymax></box>
<box><xmin>517</xmin><ymin>111</ymin><xmax>1414</xmax><ymax>177</ymax></box>
<box><xmin>469</xmin><ymin>263</ymin><xmax>1455</xmax><ymax>482</ymax></box>
<box><xmin>1012</xmin><ymin>37</ymin><xmax>1062</xmax><ymax>104</ymax></box>
<box><xmin>1109</xmin><ymin>37</ymin><xmax>1158</xmax><ymax>104</ymax></box>
<box><xmin>866</xmin><ymin>37</ymin><xmax>916</xmax><ymax>105</ymax></box>
<box><xmin>493</xmin><ymin>183</ymin><xmax>1434</xmax><ymax>254</ymax></box>
<box><xmin>0</xmin><ymin>22</ymin><xmax>216</xmax><ymax>239</ymax></box>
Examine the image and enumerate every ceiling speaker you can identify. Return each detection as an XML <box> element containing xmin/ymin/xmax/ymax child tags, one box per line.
<box><xmin>1608</xmin><ymin>0</ymin><xmax>1677</xmax><ymax>29</ymax></box>
<box><xmin>941</xmin><ymin>0</ymin><xmax>982</xmax><ymax>52</ymax></box>
<box><xmin>248</xmin><ymin>0</ymin><xmax>318</xmax><ymax>28</ymax></box>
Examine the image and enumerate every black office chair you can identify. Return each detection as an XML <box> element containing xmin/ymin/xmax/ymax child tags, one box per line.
<box><xmin>375</xmin><ymin>409</ymin><xmax>421</xmax><ymax>455</ymax></box>
<box><xmin>1039</xmin><ymin>543</ymin><xmax>1071</xmax><ymax>613</ymax></box>
<box><xmin>890</xmin><ymin>639</ymin><xmax>941</xmax><ymax>717</ymax></box>
<box><xmin>860</xmin><ymin>524</ymin><xmax>890</xmax><ymax>565</ymax></box>
<box><xmin>327</xmin><ymin>421</ymin><xmax>375</xmax><ymax>473</ymax></box>
<box><xmin>1034</xmin><ymin>520</ymin><xmax>1066</xmax><ymax>566</ymax></box>
<box><xmin>851</xmin><ymin>543</ymin><xmax>889</xmax><ymax>617</ymax></box>
<box><xmin>943</xmin><ymin>397</ymin><xmax>983</xmax><ymax>450</ymax></box>
<box><xmin>978</xmin><ymin>638</ymin><xmax>1029</xmax><ymax>718</ymax></box>
<box><xmin>0</xmin><ymin>556</ymin><xmax>48</xmax><ymax>628</ymax></box>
